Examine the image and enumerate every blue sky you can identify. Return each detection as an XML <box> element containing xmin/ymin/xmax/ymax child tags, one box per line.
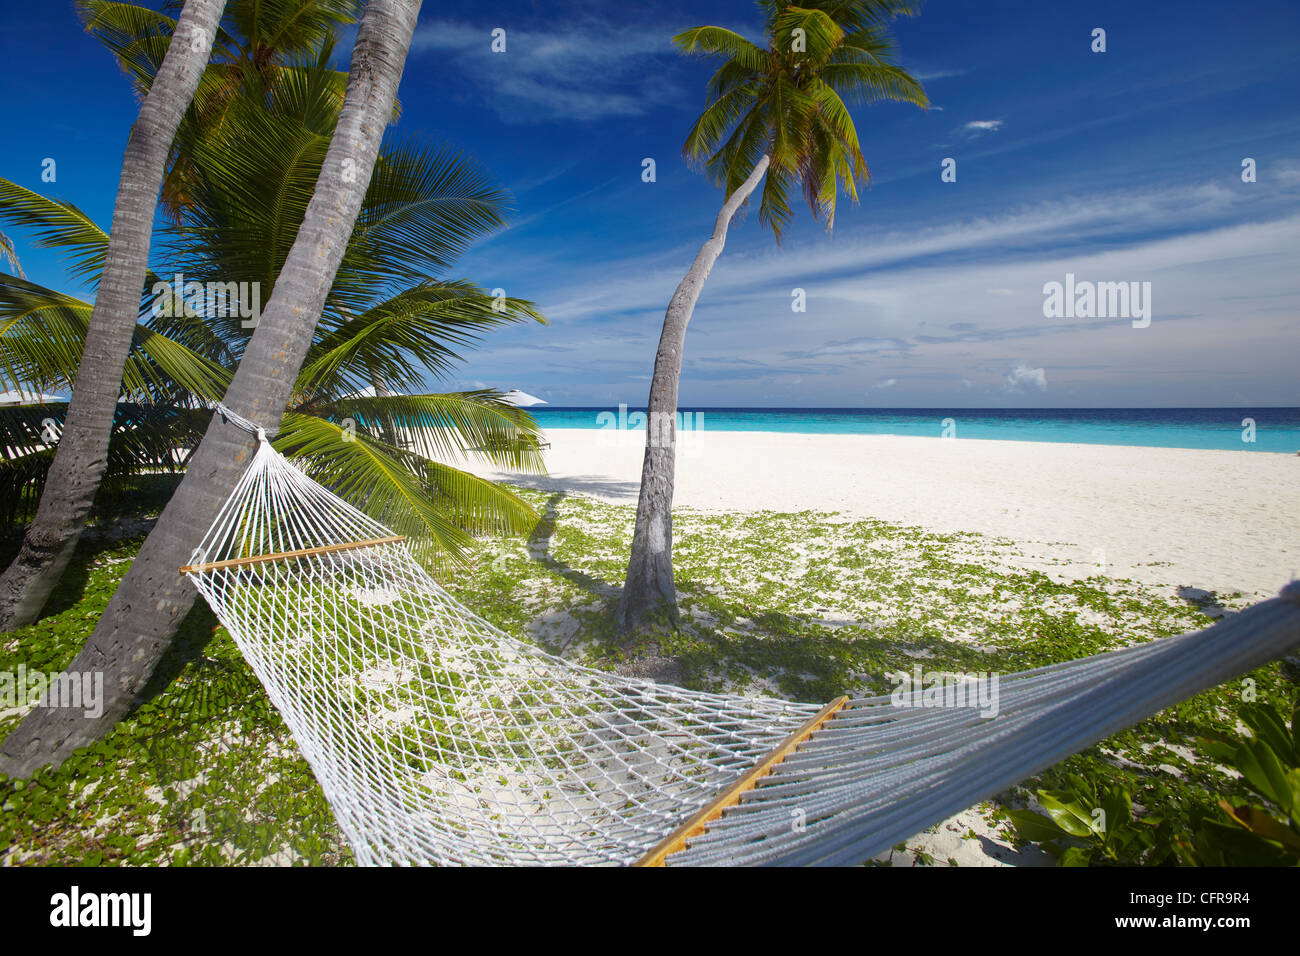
<box><xmin>2</xmin><ymin>0</ymin><xmax>1298</xmax><ymax>407</ymax></box>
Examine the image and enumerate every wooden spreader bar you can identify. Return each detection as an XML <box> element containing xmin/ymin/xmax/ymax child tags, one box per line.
<box><xmin>634</xmin><ymin>695</ymin><xmax>850</xmax><ymax>867</ymax></box>
<box><xmin>178</xmin><ymin>535</ymin><xmax>406</xmax><ymax>575</ymax></box>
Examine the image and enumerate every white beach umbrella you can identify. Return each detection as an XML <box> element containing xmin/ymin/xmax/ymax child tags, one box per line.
<box><xmin>499</xmin><ymin>389</ymin><xmax>546</xmax><ymax>407</ymax></box>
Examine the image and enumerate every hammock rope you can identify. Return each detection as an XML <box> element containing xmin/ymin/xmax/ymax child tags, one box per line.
<box><xmin>181</xmin><ymin>424</ymin><xmax>1300</xmax><ymax>866</ymax></box>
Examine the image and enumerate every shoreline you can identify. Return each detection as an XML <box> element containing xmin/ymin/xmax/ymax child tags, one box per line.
<box><xmin>533</xmin><ymin>424</ymin><xmax>1300</xmax><ymax>454</ymax></box>
<box><xmin>522</xmin><ymin>408</ymin><xmax>1300</xmax><ymax>455</ymax></box>
<box><xmin>466</xmin><ymin>428</ymin><xmax>1299</xmax><ymax>602</ymax></box>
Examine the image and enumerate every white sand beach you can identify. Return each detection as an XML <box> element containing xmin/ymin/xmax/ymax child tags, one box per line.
<box><xmin>474</xmin><ymin>429</ymin><xmax>1300</xmax><ymax>602</ymax></box>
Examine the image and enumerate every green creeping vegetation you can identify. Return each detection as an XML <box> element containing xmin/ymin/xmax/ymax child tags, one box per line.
<box><xmin>0</xmin><ymin>482</ymin><xmax>1294</xmax><ymax>865</ymax></box>
<box><xmin>0</xmin><ymin>534</ymin><xmax>349</xmax><ymax>865</ymax></box>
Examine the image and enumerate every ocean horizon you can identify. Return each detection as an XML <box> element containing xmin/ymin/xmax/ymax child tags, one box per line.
<box><xmin>525</xmin><ymin>406</ymin><xmax>1300</xmax><ymax>454</ymax></box>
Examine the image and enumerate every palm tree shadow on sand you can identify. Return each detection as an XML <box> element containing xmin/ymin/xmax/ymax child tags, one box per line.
<box><xmin>524</xmin><ymin>491</ymin><xmax>685</xmax><ymax>682</ymax></box>
<box><xmin>521</xmin><ymin>491</ymin><xmax>950</xmax><ymax>693</ymax></box>
<box><xmin>526</xmin><ymin>492</ymin><xmax>617</xmax><ymax>601</ymax></box>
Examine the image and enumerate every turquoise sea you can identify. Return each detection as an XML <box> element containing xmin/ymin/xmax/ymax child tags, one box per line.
<box><xmin>527</xmin><ymin>407</ymin><xmax>1300</xmax><ymax>454</ymax></box>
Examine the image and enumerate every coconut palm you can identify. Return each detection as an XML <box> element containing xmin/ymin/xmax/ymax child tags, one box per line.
<box><xmin>618</xmin><ymin>0</ymin><xmax>928</xmax><ymax>635</ymax></box>
<box><xmin>1</xmin><ymin>0</ymin><xmax>428</xmax><ymax>778</ymax></box>
<box><xmin>0</xmin><ymin>0</ymin><xmax>365</xmax><ymax>633</ymax></box>
<box><xmin>0</xmin><ymin>0</ymin><xmax>227</xmax><ymax>634</ymax></box>
<box><xmin>81</xmin><ymin>0</ymin><xmax>364</xmax><ymax>220</ymax></box>
<box><xmin>0</xmin><ymin>45</ymin><xmax>543</xmax><ymax>568</ymax></box>
<box><xmin>0</xmin><ymin>0</ymin><xmax>531</xmax><ymax>634</ymax></box>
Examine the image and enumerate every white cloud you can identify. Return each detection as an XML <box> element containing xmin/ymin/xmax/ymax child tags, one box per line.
<box><xmin>872</xmin><ymin>378</ymin><xmax>898</xmax><ymax>389</ymax></box>
<box><xmin>793</xmin><ymin>337</ymin><xmax>910</xmax><ymax>359</ymax></box>
<box><xmin>1004</xmin><ymin>364</ymin><xmax>1047</xmax><ymax>392</ymax></box>
<box><xmin>963</xmin><ymin>119</ymin><xmax>1004</xmax><ymax>135</ymax></box>
<box><xmin>411</xmin><ymin>19</ymin><xmax>678</xmax><ymax>122</ymax></box>
<box><xmin>1272</xmin><ymin>161</ymin><xmax>1300</xmax><ymax>185</ymax></box>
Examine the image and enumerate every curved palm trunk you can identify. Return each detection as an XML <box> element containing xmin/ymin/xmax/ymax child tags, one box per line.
<box><xmin>617</xmin><ymin>155</ymin><xmax>770</xmax><ymax>636</ymax></box>
<box><xmin>0</xmin><ymin>0</ymin><xmax>227</xmax><ymax>632</ymax></box>
<box><xmin>0</xmin><ymin>0</ymin><xmax>423</xmax><ymax>778</ymax></box>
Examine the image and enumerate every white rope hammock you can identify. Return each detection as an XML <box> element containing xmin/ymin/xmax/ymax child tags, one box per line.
<box><xmin>181</xmin><ymin>419</ymin><xmax>1300</xmax><ymax>866</ymax></box>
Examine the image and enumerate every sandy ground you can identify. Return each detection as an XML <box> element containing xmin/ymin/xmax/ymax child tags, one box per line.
<box><xmin>473</xmin><ymin>428</ymin><xmax>1300</xmax><ymax>602</ymax></box>
<box><xmin>468</xmin><ymin>428</ymin><xmax>1298</xmax><ymax>865</ymax></box>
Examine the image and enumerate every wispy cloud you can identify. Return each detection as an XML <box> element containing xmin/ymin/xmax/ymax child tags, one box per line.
<box><xmin>912</xmin><ymin>67</ymin><xmax>968</xmax><ymax>82</ymax></box>
<box><xmin>788</xmin><ymin>337</ymin><xmax>911</xmax><ymax>360</ymax></box>
<box><xmin>411</xmin><ymin>19</ymin><xmax>680</xmax><ymax>122</ymax></box>
<box><xmin>963</xmin><ymin>119</ymin><xmax>1004</xmax><ymax>136</ymax></box>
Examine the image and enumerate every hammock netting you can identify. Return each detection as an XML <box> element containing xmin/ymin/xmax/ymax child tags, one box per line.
<box><xmin>183</xmin><ymin>433</ymin><xmax>1300</xmax><ymax>866</ymax></box>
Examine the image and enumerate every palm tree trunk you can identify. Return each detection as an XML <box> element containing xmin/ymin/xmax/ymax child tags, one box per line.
<box><xmin>0</xmin><ymin>0</ymin><xmax>227</xmax><ymax>632</ymax></box>
<box><xmin>0</xmin><ymin>0</ymin><xmax>424</xmax><ymax>778</ymax></box>
<box><xmin>617</xmin><ymin>155</ymin><xmax>770</xmax><ymax>636</ymax></box>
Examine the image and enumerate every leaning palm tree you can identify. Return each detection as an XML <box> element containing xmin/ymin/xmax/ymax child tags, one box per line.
<box><xmin>1</xmin><ymin>0</ymin><xmax>426</xmax><ymax>778</ymax></box>
<box><xmin>0</xmin><ymin>0</ymin><xmax>362</xmax><ymax>633</ymax></box>
<box><xmin>0</xmin><ymin>0</ymin><xmax>227</xmax><ymax>633</ymax></box>
<box><xmin>0</xmin><ymin>0</ymin><xmax>416</xmax><ymax>631</ymax></box>
<box><xmin>0</xmin><ymin>40</ymin><xmax>543</xmax><ymax>566</ymax></box>
<box><xmin>618</xmin><ymin>0</ymin><xmax>928</xmax><ymax>635</ymax></box>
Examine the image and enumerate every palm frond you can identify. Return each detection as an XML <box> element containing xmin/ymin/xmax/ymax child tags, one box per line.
<box><xmin>78</xmin><ymin>0</ymin><xmax>181</xmax><ymax>94</ymax></box>
<box><xmin>423</xmin><ymin>458</ymin><xmax>540</xmax><ymax>539</ymax></box>
<box><xmin>672</xmin><ymin>26</ymin><xmax>768</xmax><ymax>72</ymax></box>
<box><xmin>168</xmin><ymin>63</ymin><xmax>506</xmax><ymax>320</ymax></box>
<box><xmin>224</xmin><ymin>0</ymin><xmax>361</xmax><ymax>60</ymax></box>
<box><xmin>169</xmin><ymin>75</ymin><xmax>332</xmax><ymax>304</ymax></box>
<box><xmin>822</xmin><ymin>55</ymin><xmax>928</xmax><ymax>107</ymax></box>
<box><xmin>297</xmin><ymin>282</ymin><xmax>543</xmax><ymax>400</ymax></box>
<box><xmin>761</xmin><ymin>0</ymin><xmax>923</xmax><ymax>34</ymax></box>
<box><xmin>272</xmin><ymin>412</ymin><xmax>537</xmax><ymax>567</ymax></box>
<box><xmin>0</xmin><ymin>273</ymin><xmax>231</xmax><ymax>402</ymax></box>
<box><xmin>0</xmin><ymin>228</ymin><xmax>24</xmax><ymax>278</ymax></box>
<box><xmin>705</xmin><ymin>57</ymin><xmax>764</xmax><ymax>103</ymax></box>
<box><xmin>0</xmin><ymin>401</ymin><xmax>205</xmax><ymax>527</ymax></box>
<box><xmin>758</xmin><ymin>161</ymin><xmax>798</xmax><ymax>239</ymax></box>
<box><xmin>0</xmin><ymin>402</ymin><xmax>58</xmax><ymax>527</ymax></box>
<box><xmin>772</xmin><ymin>6</ymin><xmax>845</xmax><ymax>64</ymax></box>
<box><xmin>0</xmin><ymin>278</ymin><xmax>99</xmax><ymax>392</ymax></box>
<box><xmin>683</xmin><ymin>82</ymin><xmax>762</xmax><ymax>164</ymax></box>
<box><xmin>0</xmin><ymin>179</ymin><xmax>116</xmax><ymax>284</ymax></box>
<box><xmin>349</xmin><ymin>140</ymin><xmax>513</xmax><ymax>290</ymax></box>
<box><xmin>311</xmin><ymin>391</ymin><xmax>547</xmax><ymax>473</ymax></box>
<box><xmin>705</xmin><ymin>104</ymin><xmax>770</xmax><ymax>201</ymax></box>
